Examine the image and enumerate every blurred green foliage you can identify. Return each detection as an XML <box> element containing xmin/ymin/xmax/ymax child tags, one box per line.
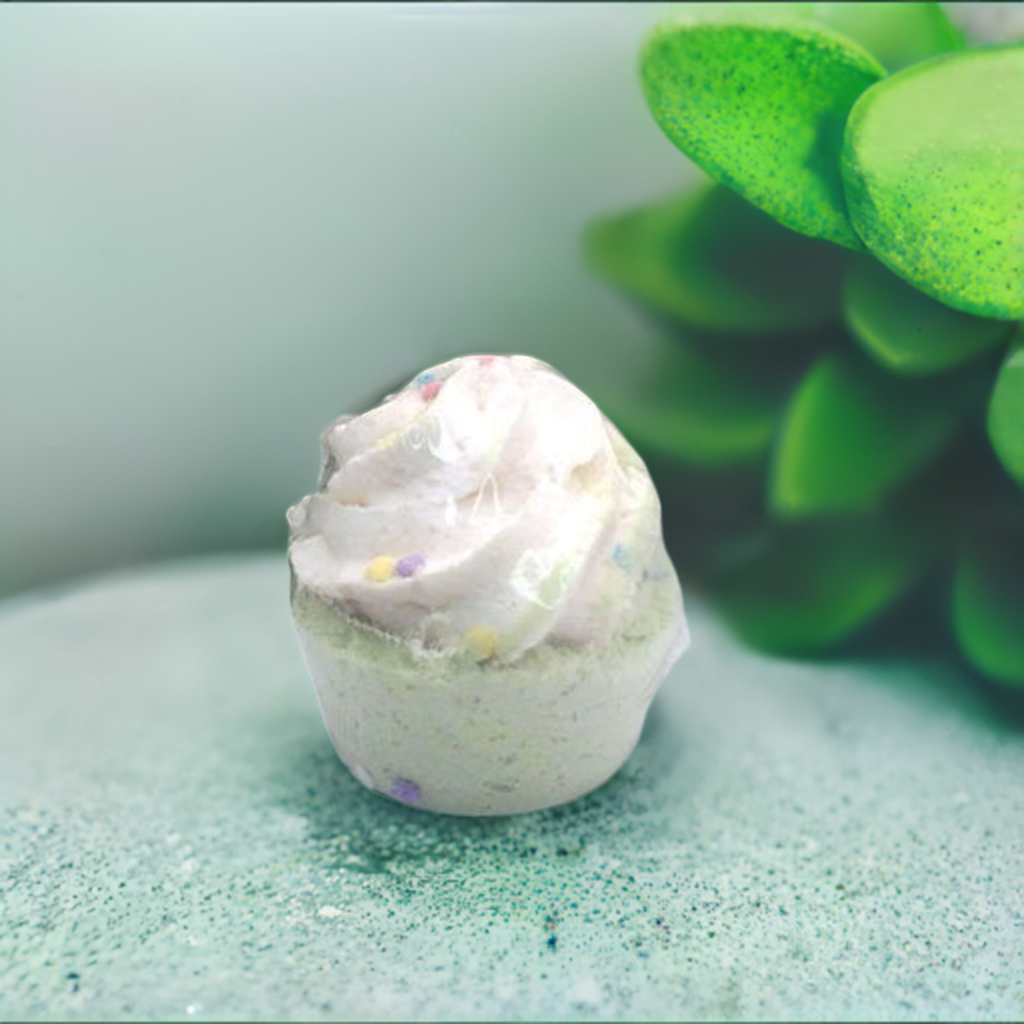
<box><xmin>585</xmin><ymin>2</ymin><xmax>1024</xmax><ymax>687</ymax></box>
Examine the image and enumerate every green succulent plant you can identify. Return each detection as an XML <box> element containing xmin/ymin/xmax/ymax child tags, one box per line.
<box><xmin>584</xmin><ymin>3</ymin><xmax>1024</xmax><ymax>687</ymax></box>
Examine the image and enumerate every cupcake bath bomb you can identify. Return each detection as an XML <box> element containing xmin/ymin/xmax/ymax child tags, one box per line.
<box><xmin>287</xmin><ymin>354</ymin><xmax>689</xmax><ymax>815</ymax></box>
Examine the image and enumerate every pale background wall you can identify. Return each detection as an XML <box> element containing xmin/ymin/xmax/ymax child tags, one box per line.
<box><xmin>2</xmin><ymin>3</ymin><xmax>1005</xmax><ymax>598</ymax></box>
<box><xmin>0</xmin><ymin>3</ymin><xmax>693</xmax><ymax>597</ymax></box>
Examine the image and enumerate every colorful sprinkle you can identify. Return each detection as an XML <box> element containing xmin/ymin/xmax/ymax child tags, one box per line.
<box><xmin>364</xmin><ymin>555</ymin><xmax>396</xmax><ymax>582</ymax></box>
<box><xmin>420</xmin><ymin>380</ymin><xmax>443</xmax><ymax>401</ymax></box>
<box><xmin>395</xmin><ymin>553</ymin><xmax>426</xmax><ymax>578</ymax></box>
<box><xmin>612</xmin><ymin>543</ymin><xmax>631</xmax><ymax>570</ymax></box>
<box><xmin>414</xmin><ymin>372</ymin><xmax>436</xmax><ymax>386</ymax></box>
<box><xmin>477</xmin><ymin>355</ymin><xmax>496</xmax><ymax>366</ymax></box>
<box><xmin>390</xmin><ymin>777</ymin><xmax>421</xmax><ymax>804</ymax></box>
<box><xmin>464</xmin><ymin>625</ymin><xmax>499</xmax><ymax>661</ymax></box>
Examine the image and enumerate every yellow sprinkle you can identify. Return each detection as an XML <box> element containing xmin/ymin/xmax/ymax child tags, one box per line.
<box><xmin>375</xmin><ymin>429</ymin><xmax>401</xmax><ymax>451</ymax></box>
<box><xmin>463</xmin><ymin>626</ymin><xmax>498</xmax><ymax>662</ymax></box>
<box><xmin>365</xmin><ymin>556</ymin><xmax>396</xmax><ymax>583</ymax></box>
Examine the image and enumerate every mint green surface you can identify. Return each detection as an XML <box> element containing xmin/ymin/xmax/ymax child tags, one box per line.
<box><xmin>842</xmin><ymin>45</ymin><xmax>1024</xmax><ymax>320</ymax></box>
<box><xmin>584</xmin><ymin>184</ymin><xmax>847</xmax><ymax>334</ymax></box>
<box><xmin>711</xmin><ymin>515</ymin><xmax>937</xmax><ymax>653</ymax></box>
<box><xmin>953</xmin><ymin>521</ymin><xmax>1024</xmax><ymax>688</ymax></box>
<box><xmin>770</xmin><ymin>350</ymin><xmax>987</xmax><ymax>517</ymax></box>
<box><xmin>2</xmin><ymin>555</ymin><xmax>1024</xmax><ymax>1020</ymax></box>
<box><xmin>988</xmin><ymin>331</ymin><xmax>1024</xmax><ymax>486</ymax></box>
<box><xmin>641</xmin><ymin>18</ymin><xmax>884</xmax><ymax>249</ymax></box>
<box><xmin>843</xmin><ymin>256</ymin><xmax>1014</xmax><ymax>376</ymax></box>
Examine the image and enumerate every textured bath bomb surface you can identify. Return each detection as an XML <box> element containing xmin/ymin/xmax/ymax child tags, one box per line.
<box><xmin>287</xmin><ymin>354</ymin><xmax>688</xmax><ymax>815</ymax></box>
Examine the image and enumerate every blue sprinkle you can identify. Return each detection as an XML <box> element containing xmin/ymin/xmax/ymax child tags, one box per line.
<box><xmin>612</xmin><ymin>543</ymin><xmax>631</xmax><ymax>570</ymax></box>
<box><xmin>414</xmin><ymin>372</ymin><xmax>436</xmax><ymax>387</ymax></box>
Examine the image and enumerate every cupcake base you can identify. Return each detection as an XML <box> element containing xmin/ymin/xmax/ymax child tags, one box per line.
<box><xmin>290</xmin><ymin>572</ymin><xmax>687</xmax><ymax>816</ymax></box>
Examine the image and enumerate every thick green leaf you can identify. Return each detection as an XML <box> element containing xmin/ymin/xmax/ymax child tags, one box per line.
<box><xmin>711</xmin><ymin>513</ymin><xmax>939</xmax><ymax>654</ymax></box>
<box><xmin>842</xmin><ymin>45</ymin><xmax>1024</xmax><ymax>319</ymax></box>
<box><xmin>641</xmin><ymin>16</ymin><xmax>884</xmax><ymax>249</ymax></box>
<box><xmin>643</xmin><ymin>455</ymin><xmax>769</xmax><ymax>579</ymax></box>
<box><xmin>987</xmin><ymin>330</ymin><xmax>1024</xmax><ymax>486</ymax></box>
<box><xmin>770</xmin><ymin>349</ymin><xmax>991</xmax><ymax>517</ymax></box>
<box><xmin>810</xmin><ymin>3</ymin><xmax>963</xmax><ymax>73</ymax></box>
<box><xmin>953</xmin><ymin>520</ymin><xmax>1024</xmax><ymax>687</ymax></box>
<box><xmin>586</xmin><ymin>326</ymin><xmax>802</xmax><ymax>467</ymax></box>
<box><xmin>584</xmin><ymin>184</ymin><xmax>846</xmax><ymax>334</ymax></box>
<box><xmin>843</xmin><ymin>255</ymin><xmax>1014</xmax><ymax>375</ymax></box>
<box><xmin>663</xmin><ymin>4</ymin><xmax>963</xmax><ymax>73</ymax></box>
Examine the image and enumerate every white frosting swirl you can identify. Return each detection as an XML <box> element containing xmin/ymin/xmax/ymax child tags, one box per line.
<box><xmin>287</xmin><ymin>354</ymin><xmax>679</xmax><ymax>662</ymax></box>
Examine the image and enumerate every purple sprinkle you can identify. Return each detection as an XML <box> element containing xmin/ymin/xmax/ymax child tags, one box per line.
<box><xmin>395</xmin><ymin>553</ymin><xmax>426</xmax><ymax>578</ymax></box>
<box><xmin>390</xmin><ymin>778</ymin><xmax>421</xmax><ymax>804</ymax></box>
